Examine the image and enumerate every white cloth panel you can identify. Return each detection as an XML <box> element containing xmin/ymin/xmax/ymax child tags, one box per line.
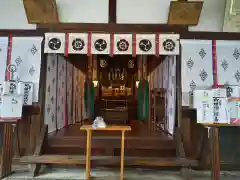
<box><xmin>159</xmin><ymin>34</ymin><xmax>179</xmax><ymax>55</ymax></box>
<box><xmin>136</xmin><ymin>34</ymin><xmax>156</xmax><ymax>55</ymax></box>
<box><xmin>91</xmin><ymin>33</ymin><xmax>110</xmax><ymax>54</ymax></box>
<box><xmin>44</xmin><ymin>33</ymin><xmax>66</xmax><ymax>53</ymax></box>
<box><xmin>10</xmin><ymin>37</ymin><xmax>43</xmax><ymax>102</ymax></box>
<box><xmin>181</xmin><ymin>39</ymin><xmax>214</xmax><ymax>106</ymax></box>
<box><xmin>0</xmin><ymin>37</ymin><xmax>8</xmax><ymax>85</ymax></box>
<box><xmin>148</xmin><ymin>55</ymin><xmax>177</xmax><ymax>135</ymax></box>
<box><xmin>56</xmin><ymin>55</ymin><xmax>67</xmax><ymax>130</ymax></box>
<box><xmin>114</xmin><ymin>34</ymin><xmax>132</xmax><ymax>55</ymax></box>
<box><xmin>216</xmin><ymin>40</ymin><xmax>240</xmax><ymax>86</ymax></box>
<box><xmin>44</xmin><ymin>54</ymin><xmax>58</xmax><ymax>133</ymax></box>
<box><xmin>68</xmin><ymin>33</ymin><xmax>88</xmax><ymax>54</ymax></box>
<box><xmin>66</xmin><ymin>62</ymin><xmax>73</xmax><ymax>125</ymax></box>
<box><xmin>167</xmin><ymin>56</ymin><xmax>176</xmax><ymax>135</ymax></box>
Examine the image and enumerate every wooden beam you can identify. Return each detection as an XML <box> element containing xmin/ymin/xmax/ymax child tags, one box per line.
<box><xmin>1</xmin><ymin>26</ymin><xmax>240</xmax><ymax>41</ymax></box>
<box><xmin>0</xmin><ymin>30</ymin><xmax>45</xmax><ymax>36</ymax></box>
<box><xmin>109</xmin><ymin>0</ymin><xmax>117</xmax><ymax>23</ymax></box>
<box><xmin>29</xmin><ymin>125</ymin><xmax>48</xmax><ymax>177</ymax></box>
<box><xmin>181</xmin><ymin>31</ymin><xmax>240</xmax><ymax>40</ymax></box>
<box><xmin>37</xmin><ymin>23</ymin><xmax>187</xmax><ymax>33</ymax></box>
<box><xmin>176</xmin><ymin>128</ymin><xmax>192</xmax><ymax>180</ymax></box>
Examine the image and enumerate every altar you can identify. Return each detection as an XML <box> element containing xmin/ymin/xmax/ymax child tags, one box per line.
<box><xmin>95</xmin><ymin>55</ymin><xmax>138</xmax><ymax>124</ymax></box>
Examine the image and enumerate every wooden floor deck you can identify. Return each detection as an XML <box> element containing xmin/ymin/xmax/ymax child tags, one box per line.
<box><xmin>19</xmin><ymin>120</ymin><xmax>199</xmax><ymax>170</ymax></box>
<box><xmin>46</xmin><ymin>120</ymin><xmax>176</xmax><ymax>157</ymax></box>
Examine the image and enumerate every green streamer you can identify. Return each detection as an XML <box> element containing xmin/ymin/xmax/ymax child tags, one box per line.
<box><xmin>137</xmin><ymin>80</ymin><xmax>150</xmax><ymax>120</ymax></box>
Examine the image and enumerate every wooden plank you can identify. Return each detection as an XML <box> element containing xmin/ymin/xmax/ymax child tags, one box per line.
<box><xmin>48</xmin><ymin>139</ymin><xmax>176</xmax><ymax>150</ymax></box>
<box><xmin>85</xmin><ymin>130</ymin><xmax>92</xmax><ymax>180</ymax></box>
<box><xmin>29</xmin><ymin>125</ymin><xmax>48</xmax><ymax>177</ymax></box>
<box><xmin>120</xmin><ymin>131</ymin><xmax>125</xmax><ymax>180</ymax></box>
<box><xmin>0</xmin><ymin>123</ymin><xmax>14</xmax><ymax>178</ymax></box>
<box><xmin>20</xmin><ymin>155</ymin><xmax>199</xmax><ymax>167</ymax></box>
<box><xmin>108</xmin><ymin>0</ymin><xmax>117</xmax><ymax>23</ymax></box>
<box><xmin>168</xmin><ymin>1</ymin><xmax>203</xmax><ymax>25</ymax></box>
<box><xmin>80</xmin><ymin>125</ymin><xmax>131</xmax><ymax>131</ymax></box>
<box><xmin>209</xmin><ymin>127</ymin><xmax>220</xmax><ymax>180</ymax></box>
<box><xmin>23</xmin><ymin>0</ymin><xmax>59</xmax><ymax>24</ymax></box>
<box><xmin>37</xmin><ymin>23</ymin><xmax>187</xmax><ymax>33</ymax></box>
<box><xmin>12</xmin><ymin>123</ymin><xmax>20</xmax><ymax>158</ymax></box>
<box><xmin>176</xmin><ymin>128</ymin><xmax>192</xmax><ymax>180</ymax></box>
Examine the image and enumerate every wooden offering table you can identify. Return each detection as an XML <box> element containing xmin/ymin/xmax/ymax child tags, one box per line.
<box><xmin>80</xmin><ymin>125</ymin><xmax>131</xmax><ymax>180</ymax></box>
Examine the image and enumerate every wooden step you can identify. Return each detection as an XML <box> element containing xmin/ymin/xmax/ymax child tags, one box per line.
<box><xmin>20</xmin><ymin>155</ymin><xmax>199</xmax><ymax>167</ymax></box>
<box><xmin>48</xmin><ymin>136</ymin><xmax>176</xmax><ymax>150</ymax></box>
<box><xmin>46</xmin><ymin>135</ymin><xmax>177</xmax><ymax>157</ymax></box>
<box><xmin>46</xmin><ymin>147</ymin><xmax>177</xmax><ymax>157</ymax></box>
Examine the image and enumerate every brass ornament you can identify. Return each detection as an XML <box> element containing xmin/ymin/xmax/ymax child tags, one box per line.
<box><xmin>128</xmin><ymin>60</ymin><xmax>134</xmax><ymax>68</ymax></box>
<box><xmin>100</xmin><ymin>59</ymin><xmax>107</xmax><ymax>68</ymax></box>
<box><xmin>115</xmin><ymin>68</ymin><xmax>120</xmax><ymax>79</ymax></box>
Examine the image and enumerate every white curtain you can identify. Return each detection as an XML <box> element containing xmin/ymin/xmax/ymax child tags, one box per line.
<box><xmin>44</xmin><ymin>54</ymin><xmax>58</xmax><ymax>133</ymax></box>
<box><xmin>0</xmin><ymin>37</ymin><xmax>8</xmax><ymax>85</ymax></box>
<box><xmin>216</xmin><ymin>40</ymin><xmax>240</xmax><ymax>86</ymax></box>
<box><xmin>10</xmin><ymin>36</ymin><xmax>43</xmax><ymax>102</ymax></box>
<box><xmin>181</xmin><ymin>39</ymin><xmax>214</xmax><ymax>106</ymax></box>
<box><xmin>56</xmin><ymin>55</ymin><xmax>67</xmax><ymax>130</ymax></box>
<box><xmin>148</xmin><ymin>55</ymin><xmax>176</xmax><ymax>135</ymax></box>
<box><xmin>167</xmin><ymin>56</ymin><xmax>176</xmax><ymax>135</ymax></box>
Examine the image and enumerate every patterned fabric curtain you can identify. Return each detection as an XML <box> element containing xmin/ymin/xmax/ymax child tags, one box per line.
<box><xmin>148</xmin><ymin>56</ymin><xmax>176</xmax><ymax>135</ymax></box>
<box><xmin>181</xmin><ymin>40</ymin><xmax>214</xmax><ymax>107</ymax></box>
<box><xmin>215</xmin><ymin>40</ymin><xmax>240</xmax><ymax>86</ymax></box>
<box><xmin>44</xmin><ymin>54</ymin><xmax>73</xmax><ymax>133</ymax></box>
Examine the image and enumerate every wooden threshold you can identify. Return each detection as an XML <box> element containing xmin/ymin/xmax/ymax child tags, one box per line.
<box><xmin>20</xmin><ymin>155</ymin><xmax>198</xmax><ymax>167</ymax></box>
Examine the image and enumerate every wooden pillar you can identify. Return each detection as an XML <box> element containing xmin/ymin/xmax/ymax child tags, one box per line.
<box><xmin>209</xmin><ymin>127</ymin><xmax>220</xmax><ymax>180</ymax></box>
<box><xmin>87</xmin><ymin>55</ymin><xmax>93</xmax><ymax>119</ymax></box>
<box><xmin>0</xmin><ymin>120</ymin><xmax>18</xmax><ymax>179</ymax></box>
